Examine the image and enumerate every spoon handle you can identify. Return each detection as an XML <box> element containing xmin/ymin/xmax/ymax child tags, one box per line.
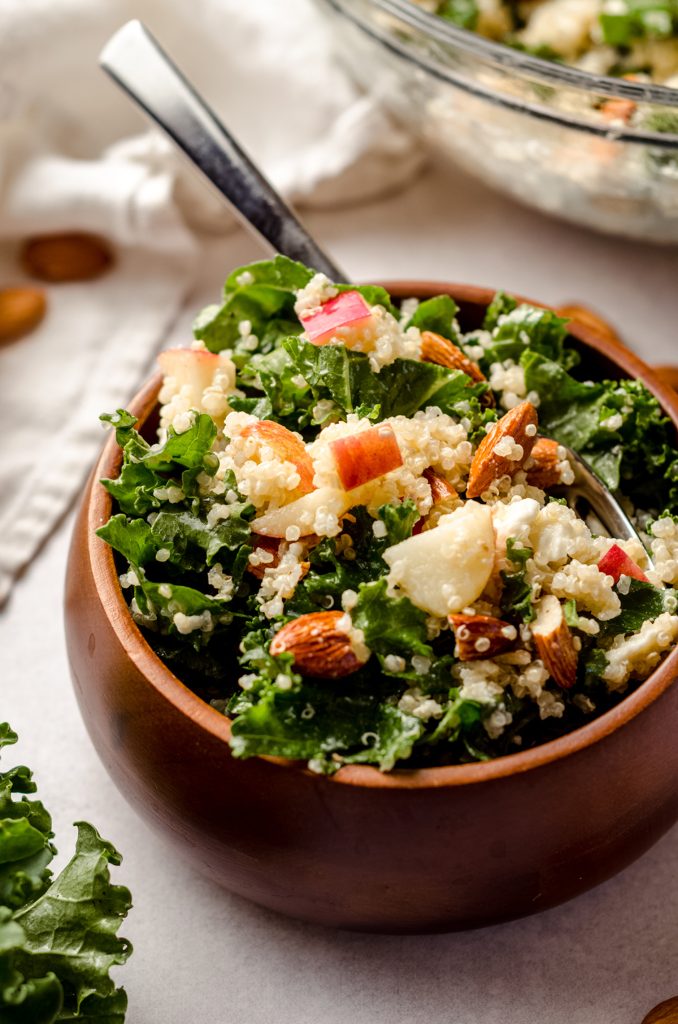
<box><xmin>100</xmin><ymin>20</ymin><xmax>346</xmax><ymax>280</ymax></box>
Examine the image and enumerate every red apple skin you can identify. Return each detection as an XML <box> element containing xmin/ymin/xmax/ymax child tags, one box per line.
<box><xmin>299</xmin><ymin>290</ymin><xmax>372</xmax><ymax>346</ymax></box>
<box><xmin>240</xmin><ymin>420</ymin><xmax>315</xmax><ymax>497</ymax></box>
<box><xmin>598</xmin><ymin>543</ymin><xmax>649</xmax><ymax>584</ymax></box>
<box><xmin>329</xmin><ymin>425</ymin><xmax>403</xmax><ymax>492</ymax></box>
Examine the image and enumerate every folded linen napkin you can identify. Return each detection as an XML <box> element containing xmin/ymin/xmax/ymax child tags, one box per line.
<box><xmin>0</xmin><ymin>0</ymin><xmax>421</xmax><ymax>605</ymax></box>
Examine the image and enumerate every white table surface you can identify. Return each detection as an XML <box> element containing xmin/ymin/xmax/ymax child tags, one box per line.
<box><xmin>2</xmin><ymin>160</ymin><xmax>678</xmax><ymax>1024</ymax></box>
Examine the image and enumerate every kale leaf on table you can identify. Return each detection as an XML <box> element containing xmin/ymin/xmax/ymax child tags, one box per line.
<box><xmin>0</xmin><ymin>727</ymin><xmax>132</xmax><ymax>1023</ymax></box>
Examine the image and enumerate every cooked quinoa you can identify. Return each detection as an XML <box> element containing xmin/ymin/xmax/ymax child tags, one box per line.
<box><xmin>415</xmin><ymin>0</ymin><xmax>678</xmax><ymax>86</ymax></box>
<box><xmin>98</xmin><ymin>257</ymin><xmax>678</xmax><ymax>773</ymax></box>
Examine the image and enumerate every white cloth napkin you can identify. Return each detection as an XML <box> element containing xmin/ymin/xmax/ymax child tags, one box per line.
<box><xmin>0</xmin><ymin>0</ymin><xmax>421</xmax><ymax>606</ymax></box>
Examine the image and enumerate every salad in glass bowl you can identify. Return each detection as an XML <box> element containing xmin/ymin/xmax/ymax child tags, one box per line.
<box><xmin>97</xmin><ymin>257</ymin><xmax>678</xmax><ymax>775</ymax></box>
<box><xmin>417</xmin><ymin>0</ymin><xmax>678</xmax><ymax>84</ymax></box>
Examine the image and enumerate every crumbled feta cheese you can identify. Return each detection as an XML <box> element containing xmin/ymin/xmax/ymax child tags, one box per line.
<box><xmin>603</xmin><ymin>612</ymin><xmax>678</xmax><ymax>690</ymax></box>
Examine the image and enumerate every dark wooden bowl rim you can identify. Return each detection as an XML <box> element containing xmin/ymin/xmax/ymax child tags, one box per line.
<box><xmin>86</xmin><ymin>281</ymin><xmax>678</xmax><ymax>791</ymax></box>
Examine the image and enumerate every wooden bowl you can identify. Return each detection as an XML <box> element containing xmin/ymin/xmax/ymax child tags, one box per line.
<box><xmin>64</xmin><ymin>282</ymin><xmax>678</xmax><ymax>933</ymax></box>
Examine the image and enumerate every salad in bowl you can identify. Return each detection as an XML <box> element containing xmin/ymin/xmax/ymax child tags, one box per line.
<box><xmin>97</xmin><ymin>257</ymin><xmax>678</xmax><ymax>776</ymax></box>
<box><xmin>418</xmin><ymin>0</ymin><xmax>678</xmax><ymax>84</ymax></box>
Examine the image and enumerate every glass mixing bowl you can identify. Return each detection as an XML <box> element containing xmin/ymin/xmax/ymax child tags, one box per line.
<box><xmin>315</xmin><ymin>0</ymin><xmax>678</xmax><ymax>242</ymax></box>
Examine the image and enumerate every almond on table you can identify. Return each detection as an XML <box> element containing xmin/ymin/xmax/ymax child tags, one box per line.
<box><xmin>22</xmin><ymin>232</ymin><xmax>113</xmax><ymax>282</ymax></box>
<box><xmin>0</xmin><ymin>286</ymin><xmax>47</xmax><ymax>342</ymax></box>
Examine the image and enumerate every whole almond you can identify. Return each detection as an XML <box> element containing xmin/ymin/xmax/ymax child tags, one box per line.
<box><xmin>641</xmin><ymin>996</ymin><xmax>678</xmax><ymax>1024</ymax></box>
<box><xmin>526</xmin><ymin>437</ymin><xmax>567</xmax><ymax>490</ymax></box>
<box><xmin>532</xmin><ymin>595</ymin><xmax>578</xmax><ymax>689</ymax></box>
<box><xmin>270</xmin><ymin>611</ymin><xmax>369</xmax><ymax>678</ymax></box>
<box><xmin>466</xmin><ymin>401</ymin><xmax>539</xmax><ymax>499</ymax></box>
<box><xmin>22</xmin><ymin>232</ymin><xmax>113</xmax><ymax>282</ymax></box>
<box><xmin>0</xmin><ymin>287</ymin><xmax>47</xmax><ymax>342</ymax></box>
<box><xmin>449</xmin><ymin>613</ymin><xmax>517</xmax><ymax>661</ymax></box>
<box><xmin>421</xmin><ymin>331</ymin><xmax>495</xmax><ymax>407</ymax></box>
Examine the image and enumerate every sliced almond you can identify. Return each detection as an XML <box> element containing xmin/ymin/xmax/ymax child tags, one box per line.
<box><xmin>449</xmin><ymin>614</ymin><xmax>517</xmax><ymax>661</ymax></box>
<box><xmin>22</xmin><ymin>232</ymin><xmax>113</xmax><ymax>282</ymax></box>
<box><xmin>424</xmin><ymin>467</ymin><xmax>457</xmax><ymax>505</ymax></box>
<box><xmin>466</xmin><ymin>401</ymin><xmax>539</xmax><ymax>499</ymax></box>
<box><xmin>0</xmin><ymin>287</ymin><xmax>47</xmax><ymax>342</ymax></box>
<box><xmin>525</xmin><ymin>437</ymin><xmax>565</xmax><ymax>490</ymax></box>
<box><xmin>413</xmin><ymin>469</ymin><xmax>459</xmax><ymax>534</ymax></box>
<box><xmin>421</xmin><ymin>331</ymin><xmax>495</xmax><ymax>407</ymax></box>
<box><xmin>270</xmin><ymin>611</ymin><xmax>369</xmax><ymax>678</ymax></box>
<box><xmin>532</xmin><ymin>595</ymin><xmax>578</xmax><ymax>689</ymax></box>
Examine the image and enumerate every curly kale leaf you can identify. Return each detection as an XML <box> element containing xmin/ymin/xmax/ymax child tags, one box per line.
<box><xmin>12</xmin><ymin>823</ymin><xmax>131</xmax><ymax>1021</ymax></box>
<box><xmin>283</xmin><ymin>336</ymin><xmax>491</xmax><ymax>427</ymax></box>
<box><xmin>100</xmin><ymin>411</ymin><xmax>217</xmax><ymax>517</ymax></box>
<box><xmin>524</xmin><ymin>352</ymin><xmax>678</xmax><ymax>507</ymax></box>
<box><xmin>599</xmin><ymin>579</ymin><xmax>676</xmax><ymax>636</ymax></box>
<box><xmin>479</xmin><ymin>303</ymin><xmax>573</xmax><ymax>370</ymax></box>
<box><xmin>500</xmin><ymin>538</ymin><xmax>536</xmax><ymax>623</ymax></box>
<box><xmin>193</xmin><ymin>256</ymin><xmax>313</xmax><ymax>353</ymax></box>
<box><xmin>405</xmin><ymin>294</ymin><xmax>461</xmax><ymax>341</ymax></box>
<box><xmin>0</xmin><ymin>730</ymin><xmax>131</xmax><ymax>1023</ymax></box>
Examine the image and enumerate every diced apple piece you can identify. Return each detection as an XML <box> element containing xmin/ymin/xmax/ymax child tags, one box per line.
<box><xmin>383</xmin><ymin>501</ymin><xmax>495</xmax><ymax>616</ymax></box>
<box><xmin>329</xmin><ymin>424</ymin><xmax>403</xmax><ymax>492</ymax></box>
<box><xmin>251</xmin><ymin>486</ymin><xmax>350</xmax><ymax>539</ymax></box>
<box><xmin>598</xmin><ymin>543</ymin><xmax>648</xmax><ymax>584</ymax></box>
<box><xmin>299</xmin><ymin>290</ymin><xmax>373</xmax><ymax>346</ymax></box>
<box><xmin>241</xmin><ymin>420</ymin><xmax>315</xmax><ymax>497</ymax></box>
<box><xmin>157</xmin><ymin>347</ymin><xmax>221</xmax><ymax>395</ymax></box>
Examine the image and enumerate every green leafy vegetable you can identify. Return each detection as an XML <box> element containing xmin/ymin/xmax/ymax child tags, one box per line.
<box><xmin>437</xmin><ymin>0</ymin><xmax>479</xmax><ymax>28</ymax></box>
<box><xmin>600</xmin><ymin>0</ymin><xmax>678</xmax><ymax>47</ymax></box>
<box><xmin>283</xmin><ymin>336</ymin><xmax>491</xmax><ymax>426</ymax></box>
<box><xmin>0</xmin><ymin>729</ymin><xmax>131</xmax><ymax>1023</ymax></box>
<box><xmin>500</xmin><ymin>539</ymin><xmax>536</xmax><ymax>622</ymax></box>
<box><xmin>405</xmin><ymin>295</ymin><xmax>460</xmax><ymax>340</ymax></box>
<box><xmin>524</xmin><ymin>352</ymin><xmax>678</xmax><ymax>505</ymax></box>
<box><xmin>193</xmin><ymin>256</ymin><xmax>313</xmax><ymax>353</ymax></box>
<box><xmin>480</xmin><ymin>304</ymin><xmax>572</xmax><ymax>369</ymax></box>
<box><xmin>600</xmin><ymin>579</ymin><xmax>675</xmax><ymax>635</ymax></box>
<box><xmin>352</xmin><ymin>579</ymin><xmax>432</xmax><ymax>664</ymax></box>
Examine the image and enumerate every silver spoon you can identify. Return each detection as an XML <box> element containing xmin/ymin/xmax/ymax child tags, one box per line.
<box><xmin>99</xmin><ymin>20</ymin><xmax>345</xmax><ymax>281</ymax></box>
<box><xmin>99</xmin><ymin>20</ymin><xmax>652</xmax><ymax>564</ymax></box>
